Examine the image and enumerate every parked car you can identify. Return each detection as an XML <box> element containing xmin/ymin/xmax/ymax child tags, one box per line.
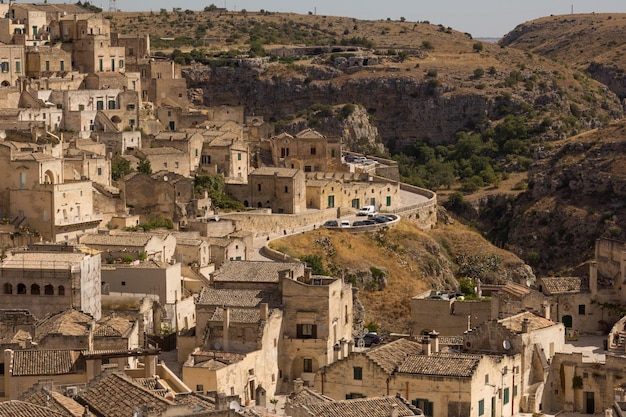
<box><xmin>353</xmin><ymin>219</ymin><xmax>376</xmax><ymax>226</ymax></box>
<box><xmin>371</xmin><ymin>215</ymin><xmax>391</xmax><ymax>223</ymax></box>
<box><xmin>354</xmin><ymin>333</ymin><xmax>383</xmax><ymax>347</ymax></box>
<box><xmin>344</xmin><ymin>154</ymin><xmax>358</xmax><ymax>163</ymax></box>
<box><xmin>323</xmin><ymin>220</ymin><xmax>338</xmax><ymax>227</ymax></box>
<box><xmin>340</xmin><ymin>220</ymin><xmax>351</xmax><ymax>227</ymax></box>
<box><xmin>358</xmin><ymin>205</ymin><xmax>377</xmax><ymax>216</ymax></box>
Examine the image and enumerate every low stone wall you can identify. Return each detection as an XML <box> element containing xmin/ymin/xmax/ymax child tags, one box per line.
<box><xmin>392</xmin><ymin>183</ymin><xmax>438</xmax><ymax>231</ymax></box>
<box><xmin>220</xmin><ymin>208</ymin><xmax>339</xmax><ymax>237</ymax></box>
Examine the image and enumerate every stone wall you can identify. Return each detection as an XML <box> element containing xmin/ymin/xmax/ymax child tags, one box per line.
<box><xmin>220</xmin><ymin>208</ymin><xmax>337</xmax><ymax>237</ymax></box>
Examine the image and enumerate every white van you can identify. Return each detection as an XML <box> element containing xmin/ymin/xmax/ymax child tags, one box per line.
<box><xmin>340</xmin><ymin>220</ymin><xmax>350</xmax><ymax>228</ymax></box>
<box><xmin>358</xmin><ymin>205</ymin><xmax>377</xmax><ymax>216</ymax></box>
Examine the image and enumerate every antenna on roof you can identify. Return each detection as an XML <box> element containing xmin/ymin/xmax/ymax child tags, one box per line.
<box><xmin>109</xmin><ymin>0</ymin><xmax>117</xmax><ymax>12</ymax></box>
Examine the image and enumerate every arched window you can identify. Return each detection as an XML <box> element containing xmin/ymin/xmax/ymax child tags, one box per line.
<box><xmin>58</xmin><ymin>286</ymin><xmax>65</xmax><ymax>296</ymax></box>
<box><xmin>3</xmin><ymin>283</ymin><xmax>12</xmax><ymax>294</ymax></box>
<box><xmin>44</xmin><ymin>284</ymin><xmax>54</xmax><ymax>295</ymax></box>
<box><xmin>17</xmin><ymin>283</ymin><xmax>26</xmax><ymax>294</ymax></box>
<box><xmin>31</xmin><ymin>284</ymin><xmax>40</xmax><ymax>295</ymax></box>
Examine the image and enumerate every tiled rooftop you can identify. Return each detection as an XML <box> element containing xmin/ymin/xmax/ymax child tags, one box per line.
<box><xmin>1</xmin><ymin>251</ymin><xmax>87</xmax><ymax>270</ymax></box>
<box><xmin>80</xmin><ymin>233</ymin><xmax>153</xmax><ymax>248</ymax></box>
<box><xmin>251</xmin><ymin>167</ymin><xmax>300</xmax><ymax>177</ymax></box>
<box><xmin>11</xmin><ymin>350</ymin><xmax>84</xmax><ymax>376</ymax></box>
<box><xmin>365</xmin><ymin>338</ymin><xmax>423</xmax><ymax>374</ymax></box>
<box><xmin>197</xmin><ymin>288</ymin><xmax>280</xmax><ymax>308</ymax></box>
<box><xmin>78</xmin><ymin>372</ymin><xmax>173</xmax><ymax>417</ymax></box>
<box><xmin>94</xmin><ymin>315</ymin><xmax>134</xmax><ymax>338</ymax></box>
<box><xmin>209</xmin><ymin>307</ymin><xmax>261</xmax><ymax>324</ymax></box>
<box><xmin>498</xmin><ymin>311</ymin><xmax>556</xmax><ymax>333</ymax></box>
<box><xmin>497</xmin><ymin>282</ymin><xmax>531</xmax><ymax>300</ymax></box>
<box><xmin>0</xmin><ymin>400</ymin><xmax>70</xmax><ymax>417</ymax></box>
<box><xmin>174</xmin><ymin>392</ymin><xmax>217</xmax><ymax>412</ymax></box>
<box><xmin>541</xmin><ymin>277</ymin><xmax>582</xmax><ymax>295</ymax></box>
<box><xmin>35</xmin><ymin>309</ymin><xmax>92</xmax><ymax>343</ymax></box>
<box><xmin>304</xmin><ymin>396</ymin><xmax>421</xmax><ymax>417</ymax></box>
<box><xmin>139</xmin><ymin>147</ymin><xmax>185</xmax><ymax>156</ymax></box>
<box><xmin>212</xmin><ymin>260</ymin><xmax>302</xmax><ymax>283</ymax></box>
<box><xmin>397</xmin><ymin>352</ymin><xmax>482</xmax><ymax>377</ymax></box>
<box><xmin>22</xmin><ymin>389</ymin><xmax>89</xmax><ymax>417</ymax></box>
<box><xmin>287</xmin><ymin>386</ymin><xmax>332</xmax><ymax>406</ymax></box>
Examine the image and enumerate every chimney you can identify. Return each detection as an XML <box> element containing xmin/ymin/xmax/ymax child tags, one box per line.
<box><xmin>543</xmin><ymin>301</ymin><xmax>551</xmax><ymax>320</ymax></box>
<box><xmin>216</xmin><ymin>393</ymin><xmax>229</xmax><ymax>410</ymax></box>
<box><xmin>521</xmin><ymin>318</ymin><xmax>530</xmax><ymax>333</ymax></box>
<box><xmin>390</xmin><ymin>403</ymin><xmax>399</xmax><ymax>417</ymax></box>
<box><xmin>293</xmin><ymin>378</ymin><xmax>304</xmax><ymax>393</ymax></box>
<box><xmin>421</xmin><ymin>336</ymin><xmax>431</xmax><ymax>356</ymax></box>
<box><xmin>82</xmin><ymin>406</ymin><xmax>90</xmax><ymax>417</ymax></box>
<box><xmin>223</xmin><ymin>307</ymin><xmax>230</xmax><ymax>351</ymax></box>
<box><xmin>429</xmin><ymin>331</ymin><xmax>440</xmax><ymax>353</ymax></box>
<box><xmin>259</xmin><ymin>303</ymin><xmax>268</xmax><ymax>321</ymax></box>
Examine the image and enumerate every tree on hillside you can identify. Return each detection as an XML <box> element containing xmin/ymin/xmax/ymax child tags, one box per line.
<box><xmin>111</xmin><ymin>156</ymin><xmax>132</xmax><ymax>181</ymax></box>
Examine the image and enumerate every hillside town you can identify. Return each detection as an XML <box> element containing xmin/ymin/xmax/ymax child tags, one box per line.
<box><xmin>0</xmin><ymin>3</ymin><xmax>624</xmax><ymax>417</ymax></box>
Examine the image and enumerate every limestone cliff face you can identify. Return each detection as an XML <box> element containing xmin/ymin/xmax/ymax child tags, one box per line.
<box><xmin>184</xmin><ymin>61</ymin><xmax>622</xmax><ymax>152</ymax></box>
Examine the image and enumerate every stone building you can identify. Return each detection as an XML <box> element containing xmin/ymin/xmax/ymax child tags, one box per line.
<box><xmin>316</xmin><ymin>336</ymin><xmax>519</xmax><ymax>417</ymax></box>
<box><xmin>134</xmin><ymin>59</ymin><xmax>187</xmax><ymax>107</ymax></box>
<box><xmin>0</xmin><ymin>45</ymin><xmax>25</xmax><ymax>88</ymax></box>
<box><xmin>135</xmin><ymin>147</ymin><xmax>191</xmax><ymax>177</ymax></box>
<box><xmin>199</xmin><ymin>133</ymin><xmax>249</xmax><ymax>182</ymax></box>
<box><xmin>25</xmin><ymin>46</ymin><xmax>72</xmax><ymax>78</ymax></box>
<box><xmin>151</xmin><ymin>130</ymin><xmax>205</xmax><ymax>174</ymax></box>
<box><xmin>120</xmin><ymin>171</ymin><xmax>195</xmax><ymax>227</ymax></box>
<box><xmin>411</xmin><ymin>291</ymin><xmax>491</xmax><ymax>336</ymax></box>
<box><xmin>0</xmin><ymin>245</ymin><xmax>101</xmax><ymax>320</ymax></box>
<box><xmin>79</xmin><ymin>231</ymin><xmax>176</xmax><ymax>263</ymax></box>
<box><xmin>0</xmin><ymin>140</ymin><xmax>101</xmax><ymax>242</ymax></box>
<box><xmin>226</xmin><ymin>167</ymin><xmax>306</xmax><ymax>214</ymax></box>
<box><xmin>181</xmin><ymin>260</ymin><xmax>353</xmax><ymax>400</ymax></box>
<box><xmin>269</xmin><ymin>129</ymin><xmax>342</xmax><ymax>173</ymax></box>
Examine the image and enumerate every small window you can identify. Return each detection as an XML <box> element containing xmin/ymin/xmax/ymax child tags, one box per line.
<box><xmin>15</xmin><ymin>61</ymin><xmax>20</xmax><ymax>73</ymax></box>
<box><xmin>119</xmin><ymin>59</ymin><xmax>124</xmax><ymax>68</ymax></box>
<box><xmin>60</xmin><ymin>60</ymin><xmax>65</xmax><ymax>71</ymax></box>
<box><xmin>121</xmin><ymin>281</ymin><xmax>126</xmax><ymax>286</ymax></box>
<box><xmin>196</xmin><ymin>384</ymin><xmax>203</xmax><ymax>392</ymax></box>
<box><xmin>578</xmin><ymin>304</ymin><xmax>586</xmax><ymax>315</ymax></box>
<box><xmin>513</xmin><ymin>384</ymin><xmax>518</xmax><ymax>397</ymax></box>
<box><xmin>484</xmin><ymin>374</ymin><xmax>489</xmax><ymax>384</ymax></box>
<box><xmin>284</xmin><ymin>186</ymin><xmax>289</xmax><ymax>193</ymax></box>
<box><xmin>503</xmin><ymin>387</ymin><xmax>510</xmax><ymax>404</ymax></box>
<box><xmin>331</xmin><ymin>149</ymin><xmax>335</xmax><ymax>157</ymax></box>
<box><xmin>237</xmin><ymin>152</ymin><xmax>242</xmax><ymax>161</ymax></box>
<box><xmin>310</xmin><ymin>147</ymin><xmax>316</xmax><ymax>155</ymax></box>
<box><xmin>303</xmin><ymin>358</ymin><xmax>313</xmax><ymax>373</ymax></box>
<box><xmin>97</xmin><ymin>167</ymin><xmax>102</xmax><ymax>175</ymax></box>
<box><xmin>58</xmin><ymin>286</ymin><xmax>65</xmax><ymax>296</ymax></box>
<box><xmin>478</xmin><ymin>399</ymin><xmax>485</xmax><ymax>416</ymax></box>
<box><xmin>353</xmin><ymin>367</ymin><xmax>362</xmax><ymax>380</ymax></box>
<box><xmin>257</xmin><ymin>184</ymin><xmax>261</xmax><ymax>192</ymax></box>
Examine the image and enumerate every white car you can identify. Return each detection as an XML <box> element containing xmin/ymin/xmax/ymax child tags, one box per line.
<box><xmin>358</xmin><ymin>205</ymin><xmax>377</xmax><ymax>216</ymax></box>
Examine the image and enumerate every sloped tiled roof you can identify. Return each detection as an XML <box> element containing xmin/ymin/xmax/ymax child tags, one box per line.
<box><xmin>212</xmin><ymin>260</ymin><xmax>302</xmax><ymax>283</ymax></box>
<box><xmin>0</xmin><ymin>400</ymin><xmax>70</xmax><ymax>417</ymax></box>
<box><xmin>174</xmin><ymin>392</ymin><xmax>217</xmax><ymax>412</ymax></box>
<box><xmin>22</xmin><ymin>389</ymin><xmax>89</xmax><ymax>417</ymax></box>
<box><xmin>198</xmin><ymin>288</ymin><xmax>280</xmax><ymax>308</ymax></box>
<box><xmin>12</xmin><ymin>350</ymin><xmax>84</xmax><ymax>376</ymax></box>
<box><xmin>94</xmin><ymin>315</ymin><xmax>134</xmax><ymax>338</ymax></box>
<box><xmin>80</xmin><ymin>233</ymin><xmax>153</xmax><ymax>248</ymax></box>
<box><xmin>365</xmin><ymin>338</ymin><xmax>423</xmax><ymax>374</ymax></box>
<box><xmin>304</xmin><ymin>396</ymin><xmax>421</xmax><ymax>417</ymax></box>
<box><xmin>540</xmin><ymin>277</ymin><xmax>581</xmax><ymax>295</ymax></box>
<box><xmin>397</xmin><ymin>353</ymin><xmax>482</xmax><ymax>377</ymax></box>
<box><xmin>251</xmin><ymin>167</ymin><xmax>299</xmax><ymax>177</ymax></box>
<box><xmin>35</xmin><ymin>309</ymin><xmax>92</xmax><ymax>343</ymax></box>
<box><xmin>209</xmin><ymin>307</ymin><xmax>261</xmax><ymax>324</ymax></box>
<box><xmin>78</xmin><ymin>372</ymin><xmax>173</xmax><ymax>417</ymax></box>
<box><xmin>498</xmin><ymin>311</ymin><xmax>556</xmax><ymax>333</ymax></box>
<box><xmin>287</xmin><ymin>386</ymin><xmax>332</xmax><ymax>406</ymax></box>
<box><xmin>497</xmin><ymin>282</ymin><xmax>531</xmax><ymax>300</ymax></box>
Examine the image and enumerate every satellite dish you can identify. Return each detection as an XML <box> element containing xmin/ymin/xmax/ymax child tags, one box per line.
<box><xmin>526</xmin><ymin>279</ymin><xmax>532</xmax><ymax>287</ymax></box>
<box><xmin>503</xmin><ymin>340</ymin><xmax>511</xmax><ymax>350</ymax></box>
<box><xmin>229</xmin><ymin>401</ymin><xmax>241</xmax><ymax>411</ymax></box>
<box><xmin>163</xmin><ymin>175</ymin><xmax>168</xmax><ymax>181</ymax></box>
<box><xmin>0</xmin><ymin>131</ymin><xmax>6</xmax><ymax>139</ymax></box>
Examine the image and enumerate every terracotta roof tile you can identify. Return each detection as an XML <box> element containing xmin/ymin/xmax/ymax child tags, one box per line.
<box><xmin>498</xmin><ymin>311</ymin><xmax>556</xmax><ymax>333</ymax></box>
<box><xmin>0</xmin><ymin>400</ymin><xmax>70</xmax><ymax>417</ymax></box>
<box><xmin>540</xmin><ymin>277</ymin><xmax>582</xmax><ymax>295</ymax></box>
<box><xmin>497</xmin><ymin>282</ymin><xmax>531</xmax><ymax>300</ymax></box>
<box><xmin>94</xmin><ymin>315</ymin><xmax>134</xmax><ymax>338</ymax></box>
<box><xmin>78</xmin><ymin>372</ymin><xmax>173</xmax><ymax>417</ymax></box>
<box><xmin>80</xmin><ymin>233</ymin><xmax>153</xmax><ymax>248</ymax></box>
<box><xmin>174</xmin><ymin>392</ymin><xmax>217</xmax><ymax>412</ymax></box>
<box><xmin>22</xmin><ymin>390</ymin><xmax>89</xmax><ymax>417</ymax></box>
<box><xmin>397</xmin><ymin>353</ymin><xmax>482</xmax><ymax>377</ymax></box>
<box><xmin>210</xmin><ymin>307</ymin><xmax>261</xmax><ymax>324</ymax></box>
<box><xmin>365</xmin><ymin>338</ymin><xmax>423</xmax><ymax>374</ymax></box>
<box><xmin>212</xmin><ymin>260</ymin><xmax>303</xmax><ymax>283</ymax></box>
<box><xmin>35</xmin><ymin>309</ymin><xmax>92</xmax><ymax>343</ymax></box>
<box><xmin>304</xmin><ymin>396</ymin><xmax>421</xmax><ymax>417</ymax></box>
<box><xmin>11</xmin><ymin>350</ymin><xmax>84</xmax><ymax>376</ymax></box>
<box><xmin>198</xmin><ymin>288</ymin><xmax>280</xmax><ymax>308</ymax></box>
<box><xmin>287</xmin><ymin>386</ymin><xmax>332</xmax><ymax>406</ymax></box>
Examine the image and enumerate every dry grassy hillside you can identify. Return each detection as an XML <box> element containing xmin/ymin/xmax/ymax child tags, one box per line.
<box><xmin>501</xmin><ymin>13</ymin><xmax>626</xmax><ymax>69</ymax></box>
<box><xmin>269</xmin><ymin>220</ymin><xmax>527</xmax><ymax>334</ymax></box>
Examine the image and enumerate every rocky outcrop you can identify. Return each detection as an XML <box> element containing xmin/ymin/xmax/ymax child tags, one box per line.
<box><xmin>184</xmin><ymin>61</ymin><xmax>622</xmax><ymax>152</ymax></box>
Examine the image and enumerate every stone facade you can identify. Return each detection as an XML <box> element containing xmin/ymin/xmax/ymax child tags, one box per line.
<box><xmin>0</xmin><ymin>246</ymin><xmax>101</xmax><ymax>320</ymax></box>
<box><xmin>411</xmin><ymin>294</ymin><xmax>491</xmax><ymax>336</ymax></box>
<box><xmin>269</xmin><ymin>129</ymin><xmax>342</xmax><ymax>173</ymax></box>
<box><xmin>226</xmin><ymin>167</ymin><xmax>306</xmax><ymax>214</ymax></box>
<box><xmin>0</xmin><ymin>45</ymin><xmax>24</xmax><ymax>87</ymax></box>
